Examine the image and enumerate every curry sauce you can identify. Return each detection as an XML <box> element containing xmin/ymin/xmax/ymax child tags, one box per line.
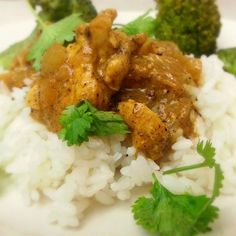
<box><xmin>0</xmin><ymin>9</ymin><xmax>202</xmax><ymax>161</ymax></box>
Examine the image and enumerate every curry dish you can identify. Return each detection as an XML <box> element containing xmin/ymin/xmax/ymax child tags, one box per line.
<box><xmin>0</xmin><ymin>9</ymin><xmax>202</xmax><ymax>161</ymax></box>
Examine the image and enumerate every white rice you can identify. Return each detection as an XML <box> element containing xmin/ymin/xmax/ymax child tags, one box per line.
<box><xmin>0</xmin><ymin>55</ymin><xmax>235</xmax><ymax>227</ymax></box>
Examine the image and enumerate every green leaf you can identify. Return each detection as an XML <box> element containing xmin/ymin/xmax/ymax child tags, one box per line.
<box><xmin>94</xmin><ymin>111</ymin><xmax>124</xmax><ymax>122</ymax></box>
<box><xmin>59</xmin><ymin>102</ymin><xmax>93</xmax><ymax>146</ymax></box>
<box><xmin>119</xmin><ymin>11</ymin><xmax>157</xmax><ymax>37</ymax></box>
<box><xmin>59</xmin><ymin>101</ymin><xmax>129</xmax><ymax>146</ymax></box>
<box><xmin>194</xmin><ymin>204</ymin><xmax>219</xmax><ymax>233</ymax></box>
<box><xmin>0</xmin><ymin>27</ymin><xmax>38</xmax><ymax>69</ymax></box>
<box><xmin>164</xmin><ymin>140</ymin><xmax>217</xmax><ymax>174</ymax></box>
<box><xmin>28</xmin><ymin>14</ymin><xmax>84</xmax><ymax>70</ymax></box>
<box><xmin>217</xmin><ymin>47</ymin><xmax>236</xmax><ymax>77</ymax></box>
<box><xmin>134</xmin><ymin>140</ymin><xmax>224</xmax><ymax>236</ymax></box>
<box><xmin>132</xmin><ymin>175</ymin><xmax>219</xmax><ymax>236</ymax></box>
<box><xmin>197</xmin><ymin>140</ymin><xmax>216</xmax><ymax>167</ymax></box>
<box><xmin>197</xmin><ymin>141</ymin><xmax>224</xmax><ymax>200</ymax></box>
<box><xmin>212</xmin><ymin>163</ymin><xmax>224</xmax><ymax>200</ymax></box>
<box><xmin>164</xmin><ymin>140</ymin><xmax>224</xmax><ymax>199</ymax></box>
<box><xmin>92</xmin><ymin>120</ymin><xmax>129</xmax><ymax>136</ymax></box>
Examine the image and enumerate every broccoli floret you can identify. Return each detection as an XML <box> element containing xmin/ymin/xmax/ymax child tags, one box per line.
<box><xmin>29</xmin><ymin>0</ymin><xmax>97</xmax><ymax>22</ymax></box>
<box><xmin>155</xmin><ymin>0</ymin><xmax>221</xmax><ymax>56</ymax></box>
<box><xmin>217</xmin><ymin>48</ymin><xmax>236</xmax><ymax>77</ymax></box>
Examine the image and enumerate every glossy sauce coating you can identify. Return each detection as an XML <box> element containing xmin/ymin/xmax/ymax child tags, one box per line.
<box><xmin>0</xmin><ymin>9</ymin><xmax>202</xmax><ymax>161</ymax></box>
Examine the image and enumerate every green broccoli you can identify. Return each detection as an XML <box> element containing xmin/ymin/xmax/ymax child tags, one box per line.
<box><xmin>217</xmin><ymin>48</ymin><xmax>236</xmax><ymax>77</ymax></box>
<box><xmin>29</xmin><ymin>0</ymin><xmax>97</xmax><ymax>22</ymax></box>
<box><xmin>155</xmin><ymin>0</ymin><xmax>221</xmax><ymax>56</ymax></box>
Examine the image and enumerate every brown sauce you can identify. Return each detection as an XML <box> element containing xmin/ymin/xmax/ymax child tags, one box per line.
<box><xmin>0</xmin><ymin>9</ymin><xmax>202</xmax><ymax>162</ymax></box>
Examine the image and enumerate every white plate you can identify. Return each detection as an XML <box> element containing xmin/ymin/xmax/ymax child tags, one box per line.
<box><xmin>0</xmin><ymin>3</ymin><xmax>236</xmax><ymax>236</ymax></box>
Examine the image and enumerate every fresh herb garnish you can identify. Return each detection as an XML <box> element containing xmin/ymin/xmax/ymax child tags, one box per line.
<box><xmin>0</xmin><ymin>27</ymin><xmax>39</xmax><ymax>69</ymax></box>
<box><xmin>164</xmin><ymin>140</ymin><xmax>216</xmax><ymax>174</ymax></box>
<box><xmin>217</xmin><ymin>47</ymin><xmax>236</xmax><ymax>77</ymax></box>
<box><xmin>132</xmin><ymin>140</ymin><xmax>224</xmax><ymax>236</ymax></box>
<box><xmin>0</xmin><ymin>0</ymin><xmax>95</xmax><ymax>71</ymax></box>
<box><xmin>59</xmin><ymin>101</ymin><xmax>129</xmax><ymax>146</ymax></box>
<box><xmin>28</xmin><ymin>14</ymin><xmax>84</xmax><ymax>70</ymax></box>
<box><xmin>117</xmin><ymin>11</ymin><xmax>156</xmax><ymax>37</ymax></box>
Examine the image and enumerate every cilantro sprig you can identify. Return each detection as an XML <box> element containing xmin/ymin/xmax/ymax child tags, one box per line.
<box><xmin>164</xmin><ymin>140</ymin><xmax>224</xmax><ymax>200</ymax></box>
<box><xmin>132</xmin><ymin>140</ymin><xmax>224</xmax><ymax>236</ymax></box>
<box><xmin>0</xmin><ymin>0</ymin><xmax>87</xmax><ymax>71</ymax></box>
<box><xmin>0</xmin><ymin>28</ymin><xmax>39</xmax><ymax>69</ymax></box>
<box><xmin>164</xmin><ymin>140</ymin><xmax>215</xmax><ymax>174</ymax></box>
<box><xmin>217</xmin><ymin>47</ymin><xmax>236</xmax><ymax>77</ymax></box>
<box><xmin>59</xmin><ymin>101</ymin><xmax>129</xmax><ymax>146</ymax></box>
<box><xmin>117</xmin><ymin>10</ymin><xmax>157</xmax><ymax>37</ymax></box>
<box><xmin>28</xmin><ymin>14</ymin><xmax>84</xmax><ymax>70</ymax></box>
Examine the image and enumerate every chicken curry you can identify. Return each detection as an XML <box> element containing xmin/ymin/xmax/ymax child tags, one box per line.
<box><xmin>0</xmin><ymin>9</ymin><xmax>202</xmax><ymax>161</ymax></box>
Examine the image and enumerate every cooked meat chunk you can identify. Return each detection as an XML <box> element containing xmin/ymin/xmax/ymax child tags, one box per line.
<box><xmin>2</xmin><ymin>9</ymin><xmax>202</xmax><ymax>162</ymax></box>
<box><xmin>118</xmin><ymin>99</ymin><xmax>170</xmax><ymax>161</ymax></box>
<box><xmin>116</xmin><ymin>39</ymin><xmax>201</xmax><ymax>143</ymax></box>
<box><xmin>27</xmin><ymin>9</ymin><xmax>133</xmax><ymax>132</ymax></box>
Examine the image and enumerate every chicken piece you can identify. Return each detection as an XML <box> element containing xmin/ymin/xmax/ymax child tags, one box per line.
<box><xmin>126</xmin><ymin>54</ymin><xmax>200</xmax><ymax>93</ymax></box>
<box><xmin>137</xmin><ymin>40</ymin><xmax>202</xmax><ymax>85</ymax></box>
<box><xmin>125</xmin><ymin>40</ymin><xmax>202</xmax><ymax>89</ymax></box>
<box><xmin>27</xmin><ymin>9</ymin><xmax>133</xmax><ymax>132</ymax></box>
<box><xmin>118</xmin><ymin>99</ymin><xmax>170</xmax><ymax>161</ymax></box>
<box><xmin>117</xmin><ymin>40</ymin><xmax>200</xmax><ymax>142</ymax></box>
<box><xmin>1</xmin><ymin>9</ymin><xmax>200</xmax><ymax>164</ymax></box>
<box><xmin>28</xmin><ymin>37</ymin><xmax>112</xmax><ymax>131</ymax></box>
<box><xmin>88</xmin><ymin>9</ymin><xmax>132</xmax><ymax>91</ymax></box>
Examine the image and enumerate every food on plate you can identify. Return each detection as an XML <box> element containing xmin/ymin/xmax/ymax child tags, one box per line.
<box><xmin>25</xmin><ymin>9</ymin><xmax>200</xmax><ymax>161</ymax></box>
<box><xmin>0</xmin><ymin>1</ymin><xmax>236</xmax><ymax>235</ymax></box>
<box><xmin>2</xmin><ymin>9</ymin><xmax>201</xmax><ymax>161</ymax></box>
<box><xmin>118</xmin><ymin>99</ymin><xmax>170</xmax><ymax>161</ymax></box>
<box><xmin>155</xmin><ymin>0</ymin><xmax>221</xmax><ymax>56</ymax></box>
<box><xmin>59</xmin><ymin>101</ymin><xmax>129</xmax><ymax>146</ymax></box>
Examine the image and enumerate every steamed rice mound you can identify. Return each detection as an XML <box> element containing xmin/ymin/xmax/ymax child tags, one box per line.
<box><xmin>0</xmin><ymin>55</ymin><xmax>235</xmax><ymax>227</ymax></box>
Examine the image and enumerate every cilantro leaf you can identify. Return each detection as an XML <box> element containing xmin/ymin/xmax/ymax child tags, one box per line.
<box><xmin>118</xmin><ymin>11</ymin><xmax>157</xmax><ymax>37</ymax></box>
<box><xmin>197</xmin><ymin>140</ymin><xmax>216</xmax><ymax>167</ymax></box>
<box><xmin>212</xmin><ymin>163</ymin><xmax>224</xmax><ymax>200</ymax></box>
<box><xmin>164</xmin><ymin>140</ymin><xmax>224</xmax><ymax>197</ymax></box>
<box><xmin>217</xmin><ymin>47</ymin><xmax>236</xmax><ymax>77</ymax></box>
<box><xmin>194</xmin><ymin>204</ymin><xmax>219</xmax><ymax>233</ymax></box>
<box><xmin>133</xmin><ymin>141</ymin><xmax>224</xmax><ymax>236</ymax></box>
<box><xmin>91</xmin><ymin>111</ymin><xmax>129</xmax><ymax>136</ymax></box>
<box><xmin>164</xmin><ymin>140</ymin><xmax>218</xmax><ymax>175</ymax></box>
<box><xmin>59</xmin><ymin>103</ymin><xmax>94</xmax><ymax>146</ymax></box>
<box><xmin>59</xmin><ymin>101</ymin><xmax>129</xmax><ymax>146</ymax></box>
<box><xmin>28</xmin><ymin>14</ymin><xmax>84</xmax><ymax>71</ymax></box>
<box><xmin>0</xmin><ymin>27</ymin><xmax>38</xmax><ymax>69</ymax></box>
<box><xmin>164</xmin><ymin>140</ymin><xmax>224</xmax><ymax>200</ymax></box>
<box><xmin>132</xmin><ymin>175</ymin><xmax>218</xmax><ymax>236</ymax></box>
